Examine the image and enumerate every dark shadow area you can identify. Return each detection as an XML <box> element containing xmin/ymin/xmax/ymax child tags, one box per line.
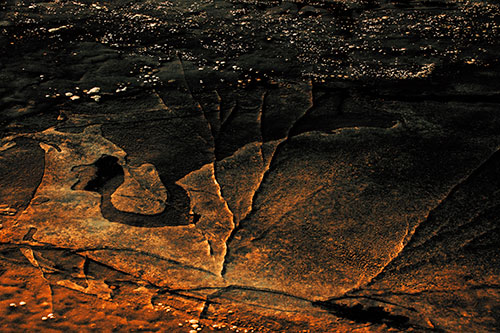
<box><xmin>81</xmin><ymin>155</ymin><xmax>192</xmax><ymax>227</ymax></box>
<box><xmin>313</xmin><ymin>300</ymin><xmax>411</xmax><ymax>329</ymax></box>
<box><xmin>289</xmin><ymin>111</ymin><xmax>399</xmax><ymax>136</ymax></box>
<box><xmin>215</xmin><ymin>104</ymin><xmax>261</xmax><ymax>161</ymax></box>
<box><xmin>0</xmin><ymin>138</ymin><xmax>45</xmax><ymax>214</ymax></box>
<box><xmin>84</xmin><ymin>156</ymin><xmax>123</xmax><ymax>192</ymax></box>
<box><xmin>289</xmin><ymin>89</ymin><xmax>399</xmax><ymax>137</ymax></box>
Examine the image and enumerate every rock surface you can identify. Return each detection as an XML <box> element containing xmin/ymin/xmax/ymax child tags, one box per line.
<box><xmin>1</xmin><ymin>0</ymin><xmax>499</xmax><ymax>331</ymax></box>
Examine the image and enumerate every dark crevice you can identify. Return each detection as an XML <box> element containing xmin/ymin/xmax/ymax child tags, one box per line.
<box><xmin>191</xmin><ymin>213</ymin><xmax>202</xmax><ymax>224</ymax></box>
<box><xmin>22</xmin><ymin>227</ymin><xmax>38</xmax><ymax>242</ymax></box>
<box><xmin>199</xmin><ymin>286</ymin><xmax>311</xmax><ymax>314</ymax></box>
<box><xmin>168</xmin><ymin>284</ymin><xmax>314</xmax><ymax>304</ymax></box>
<box><xmin>214</xmin><ymin>101</ymin><xmax>242</xmax><ymax>161</ymax></box>
<box><xmin>217</xmin><ymin>90</ymin><xmax>237</xmax><ymax>128</ymax></box>
<box><xmin>261</xmin><ymin>88</ymin><xmax>311</xmax><ymax>142</ymax></box>
<box><xmin>177</xmin><ymin>57</ymin><xmax>218</xmax><ymax>151</ymax></box>
<box><xmin>82</xmin><ymin>256</ymin><xmax>90</xmax><ymax>278</ymax></box>
<box><xmin>409</xmin><ymin>148</ymin><xmax>500</xmax><ymax>246</ymax></box>
<box><xmin>168</xmin><ymin>291</ymin><xmax>209</xmax><ymax>307</ymax></box>
<box><xmin>407</xmin><ymin>203</ymin><xmax>499</xmax><ymax>261</ymax></box>
<box><xmin>207</xmin><ymin>239</ymin><xmax>214</xmax><ymax>256</ymax></box>
<box><xmin>199</xmin><ymin>300</ymin><xmax>212</xmax><ymax>319</ymax></box>
<box><xmin>258</xmin><ymin>91</ymin><xmax>267</xmax><ymax>141</ymax></box>
<box><xmin>15</xmin><ymin>245</ymin><xmax>140</xmax><ymax>280</ymax></box>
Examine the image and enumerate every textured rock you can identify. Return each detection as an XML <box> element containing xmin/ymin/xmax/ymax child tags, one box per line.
<box><xmin>215</xmin><ymin>140</ymin><xmax>280</xmax><ymax>226</ymax></box>
<box><xmin>338</xmin><ymin>148</ymin><xmax>500</xmax><ymax>331</ymax></box>
<box><xmin>4</xmin><ymin>127</ymin><xmax>227</xmax><ymax>287</ymax></box>
<box><xmin>1</xmin><ymin>0</ymin><xmax>500</xmax><ymax>331</ymax></box>
<box><xmin>111</xmin><ymin>163</ymin><xmax>168</xmax><ymax>215</ymax></box>
<box><xmin>223</xmin><ymin>125</ymin><xmax>500</xmax><ymax>300</ymax></box>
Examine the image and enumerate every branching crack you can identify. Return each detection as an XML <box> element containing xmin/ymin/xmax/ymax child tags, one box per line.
<box><xmin>219</xmin><ymin>80</ymin><xmax>315</xmax><ymax>277</ymax></box>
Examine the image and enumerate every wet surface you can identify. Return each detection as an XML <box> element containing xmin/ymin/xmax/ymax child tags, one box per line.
<box><xmin>1</xmin><ymin>0</ymin><xmax>500</xmax><ymax>331</ymax></box>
